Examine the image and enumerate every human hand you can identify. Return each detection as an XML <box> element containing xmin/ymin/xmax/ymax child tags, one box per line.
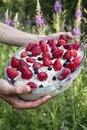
<box><xmin>0</xmin><ymin>79</ymin><xmax>51</xmax><ymax>110</ymax></box>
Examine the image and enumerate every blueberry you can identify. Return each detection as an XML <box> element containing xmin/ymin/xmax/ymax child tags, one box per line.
<box><xmin>51</xmin><ymin>57</ymin><xmax>54</xmax><ymax>60</ymax></box>
<box><xmin>52</xmin><ymin>76</ymin><xmax>56</xmax><ymax>81</ymax></box>
<box><xmin>34</xmin><ymin>68</ymin><xmax>38</xmax><ymax>74</ymax></box>
<box><xmin>28</xmin><ymin>54</ymin><xmax>32</xmax><ymax>57</ymax></box>
<box><xmin>10</xmin><ymin>79</ymin><xmax>15</xmax><ymax>84</ymax></box>
<box><xmin>47</xmin><ymin>66</ymin><xmax>52</xmax><ymax>71</ymax></box>
<box><xmin>67</xmin><ymin>59</ymin><xmax>71</xmax><ymax>62</ymax></box>
<box><xmin>39</xmin><ymin>84</ymin><xmax>44</xmax><ymax>88</ymax></box>
<box><xmin>37</xmin><ymin>57</ymin><xmax>42</xmax><ymax>61</ymax></box>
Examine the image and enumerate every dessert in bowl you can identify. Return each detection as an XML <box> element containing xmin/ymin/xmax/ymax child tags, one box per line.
<box><xmin>5</xmin><ymin>35</ymin><xmax>85</xmax><ymax>101</ymax></box>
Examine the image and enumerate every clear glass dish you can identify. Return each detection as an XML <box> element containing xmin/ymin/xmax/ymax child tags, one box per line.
<box><xmin>4</xmin><ymin>41</ymin><xmax>85</xmax><ymax>101</ymax></box>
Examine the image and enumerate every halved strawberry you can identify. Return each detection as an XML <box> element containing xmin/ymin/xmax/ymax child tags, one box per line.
<box><xmin>33</xmin><ymin>62</ymin><xmax>42</xmax><ymax>69</ymax></box>
<box><xmin>72</xmin><ymin>42</ymin><xmax>80</xmax><ymax>50</ymax></box>
<box><xmin>52</xmin><ymin>49</ymin><xmax>64</xmax><ymax>59</ymax></box>
<box><xmin>18</xmin><ymin>59</ymin><xmax>28</xmax><ymax>71</ymax></box>
<box><xmin>27</xmin><ymin>82</ymin><xmax>37</xmax><ymax>88</ymax></box>
<box><xmin>42</xmin><ymin>52</ymin><xmax>51</xmax><ymax>60</ymax></box>
<box><xmin>63</xmin><ymin>50</ymin><xmax>72</xmax><ymax>60</ymax></box>
<box><xmin>26</xmin><ymin>57</ymin><xmax>36</xmax><ymax>63</ymax></box>
<box><xmin>6</xmin><ymin>68</ymin><xmax>19</xmax><ymax>79</ymax></box>
<box><xmin>57</xmin><ymin>39</ymin><xmax>67</xmax><ymax>46</ymax></box>
<box><xmin>58</xmin><ymin>68</ymin><xmax>71</xmax><ymax>80</ymax></box>
<box><xmin>37</xmin><ymin>72</ymin><xmax>48</xmax><ymax>81</ymax></box>
<box><xmin>11</xmin><ymin>56</ymin><xmax>19</xmax><ymax>68</ymax></box>
<box><xmin>26</xmin><ymin>43</ymin><xmax>34</xmax><ymax>51</ymax></box>
<box><xmin>43</xmin><ymin>57</ymin><xmax>52</xmax><ymax>67</ymax></box>
<box><xmin>32</xmin><ymin>44</ymin><xmax>41</xmax><ymax>56</ymax></box>
<box><xmin>51</xmin><ymin>45</ymin><xmax>59</xmax><ymax>52</ymax></box>
<box><xmin>21</xmin><ymin>66</ymin><xmax>33</xmax><ymax>79</ymax></box>
<box><xmin>21</xmin><ymin>51</ymin><xmax>28</xmax><ymax>58</ymax></box>
<box><xmin>73</xmin><ymin>56</ymin><xmax>82</xmax><ymax>67</ymax></box>
<box><xmin>65</xmin><ymin>61</ymin><xmax>76</xmax><ymax>72</ymax></box>
<box><xmin>70</xmin><ymin>49</ymin><xmax>77</xmax><ymax>57</ymax></box>
<box><xmin>53</xmin><ymin>59</ymin><xmax>62</xmax><ymax>71</ymax></box>
<box><xmin>59</xmin><ymin>34</ymin><xmax>68</xmax><ymax>42</ymax></box>
<box><xmin>49</xmin><ymin>39</ymin><xmax>56</xmax><ymax>47</ymax></box>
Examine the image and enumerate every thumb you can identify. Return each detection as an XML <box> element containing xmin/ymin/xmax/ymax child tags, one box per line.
<box><xmin>0</xmin><ymin>79</ymin><xmax>31</xmax><ymax>95</ymax></box>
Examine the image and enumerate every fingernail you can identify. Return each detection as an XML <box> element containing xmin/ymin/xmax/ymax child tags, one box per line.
<box><xmin>46</xmin><ymin>95</ymin><xmax>51</xmax><ymax>99</ymax></box>
<box><xmin>24</xmin><ymin>85</ymin><xmax>31</xmax><ymax>92</ymax></box>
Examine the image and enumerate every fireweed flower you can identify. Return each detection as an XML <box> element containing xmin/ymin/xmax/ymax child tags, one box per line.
<box><xmin>54</xmin><ymin>0</ymin><xmax>62</xmax><ymax>12</ymax></box>
<box><xmin>35</xmin><ymin>13</ymin><xmax>45</xmax><ymax>27</ymax></box>
<box><xmin>73</xmin><ymin>27</ymin><xmax>81</xmax><ymax>38</ymax></box>
<box><xmin>4</xmin><ymin>18</ymin><xmax>14</xmax><ymax>25</ymax></box>
<box><xmin>75</xmin><ymin>9</ymin><xmax>82</xmax><ymax>19</ymax></box>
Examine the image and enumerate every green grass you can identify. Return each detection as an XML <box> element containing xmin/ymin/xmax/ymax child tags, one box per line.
<box><xmin>0</xmin><ymin>43</ymin><xmax>87</xmax><ymax>130</ymax></box>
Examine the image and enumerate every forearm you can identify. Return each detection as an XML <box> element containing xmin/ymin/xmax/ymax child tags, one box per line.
<box><xmin>0</xmin><ymin>23</ymin><xmax>43</xmax><ymax>46</ymax></box>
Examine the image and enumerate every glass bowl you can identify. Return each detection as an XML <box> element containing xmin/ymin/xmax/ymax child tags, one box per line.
<box><xmin>4</xmin><ymin>40</ymin><xmax>85</xmax><ymax>101</ymax></box>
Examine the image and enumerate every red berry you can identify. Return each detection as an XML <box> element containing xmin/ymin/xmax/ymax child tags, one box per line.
<box><xmin>53</xmin><ymin>59</ymin><xmax>62</xmax><ymax>71</ymax></box>
<box><xmin>21</xmin><ymin>66</ymin><xmax>33</xmax><ymax>79</ymax></box>
<box><xmin>59</xmin><ymin>34</ymin><xmax>68</xmax><ymax>42</ymax></box>
<box><xmin>11</xmin><ymin>56</ymin><xmax>19</xmax><ymax>68</ymax></box>
<box><xmin>70</xmin><ymin>49</ymin><xmax>77</xmax><ymax>57</ymax></box>
<box><xmin>51</xmin><ymin>45</ymin><xmax>59</xmax><ymax>52</ymax></box>
<box><xmin>63</xmin><ymin>50</ymin><xmax>72</xmax><ymax>60</ymax></box>
<box><xmin>6</xmin><ymin>68</ymin><xmax>19</xmax><ymax>79</ymax></box>
<box><xmin>42</xmin><ymin>52</ymin><xmax>51</xmax><ymax>60</ymax></box>
<box><xmin>26</xmin><ymin>43</ymin><xmax>34</xmax><ymax>51</ymax></box>
<box><xmin>33</xmin><ymin>62</ymin><xmax>42</xmax><ymax>69</ymax></box>
<box><xmin>58</xmin><ymin>68</ymin><xmax>71</xmax><ymax>80</ymax></box>
<box><xmin>52</xmin><ymin>49</ymin><xmax>64</xmax><ymax>59</ymax></box>
<box><xmin>21</xmin><ymin>51</ymin><xmax>28</xmax><ymax>58</ymax></box>
<box><xmin>37</xmin><ymin>72</ymin><xmax>48</xmax><ymax>81</ymax></box>
<box><xmin>73</xmin><ymin>56</ymin><xmax>82</xmax><ymax>67</ymax></box>
<box><xmin>72</xmin><ymin>42</ymin><xmax>80</xmax><ymax>50</ymax></box>
<box><xmin>64</xmin><ymin>44</ymin><xmax>72</xmax><ymax>50</ymax></box>
<box><xmin>39</xmin><ymin>40</ymin><xmax>46</xmax><ymax>47</ymax></box>
<box><xmin>32</xmin><ymin>44</ymin><xmax>41</xmax><ymax>56</ymax></box>
<box><xmin>27</xmin><ymin>82</ymin><xmax>37</xmax><ymax>88</ymax></box>
<box><xmin>18</xmin><ymin>59</ymin><xmax>28</xmax><ymax>71</ymax></box>
<box><xmin>39</xmin><ymin>40</ymin><xmax>48</xmax><ymax>52</ymax></box>
<box><xmin>57</xmin><ymin>39</ymin><xmax>67</xmax><ymax>46</ymax></box>
<box><xmin>43</xmin><ymin>57</ymin><xmax>52</xmax><ymax>67</ymax></box>
<box><xmin>65</xmin><ymin>61</ymin><xmax>76</xmax><ymax>72</ymax></box>
<box><xmin>49</xmin><ymin>39</ymin><xmax>56</xmax><ymax>47</ymax></box>
<box><xmin>26</xmin><ymin>57</ymin><xmax>36</xmax><ymax>63</ymax></box>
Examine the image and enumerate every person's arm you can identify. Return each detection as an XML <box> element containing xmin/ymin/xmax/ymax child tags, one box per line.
<box><xmin>0</xmin><ymin>22</ymin><xmax>74</xmax><ymax>46</ymax></box>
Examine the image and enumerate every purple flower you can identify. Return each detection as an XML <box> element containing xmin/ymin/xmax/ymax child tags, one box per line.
<box><xmin>73</xmin><ymin>27</ymin><xmax>81</xmax><ymax>38</ymax></box>
<box><xmin>54</xmin><ymin>0</ymin><xmax>62</xmax><ymax>12</ymax></box>
<box><xmin>75</xmin><ymin>9</ymin><xmax>82</xmax><ymax>19</ymax></box>
<box><xmin>35</xmin><ymin>13</ymin><xmax>45</xmax><ymax>27</ymax></box>
<box><xmin>4</xmin><ymin>18</ymin><xmax>14</xmax><ymax>25</ymax></box>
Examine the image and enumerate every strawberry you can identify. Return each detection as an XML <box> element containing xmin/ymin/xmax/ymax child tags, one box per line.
<box><xmin>72</xmin><ymin>42</ymin><xmax>80</xmax><ymax>50</ymax></box>
<box><xmin>21</xmin><ymin>66</ymin><xmax>33</xmax><ymax>79</ymax></box>
<box><xmin>37</xmin><ymin>72</ymin><xmax>48</xmax><ymax>81</ymax></box>
<box><xmin>70</xmin><ymin>49</ymin><xmax>77</xmax><ymax>57</ymax></box>
<box><xmin>58</xmin><ymin>68</ymin><xmax>71</xmax><ymax>80</ymax></box>
<box><xmin>59</xmin><ymin>34</ymin><xmax>68</xmax><ymax>42</ymax></box>
<box><xmin>6</xmin><ymin>68</ymin><xmax>19</xmax><ymax>79</ymax></box>
<box><xmin>73</xmin><ymin>56</ymin><xmax>82</xmax><ymax>67</ymax></box>
<box><xmin>33</xmin><ymin>62</ymin><xmax>42</xmax><ymax>69</ymax></box>
<box><xmin>11</xmin><ymin>56</ymin><xmax>19</xmax><ymax>68</ymax></box>
<box><xmin>57</xmin><ymin>39</ymin><xmax>67</xmax><ymax>46</ymax></box>
<box><xmin>43</xmin><ymin>57</ymin><xmax>52</xmax><ymax>67</ymax></box>
<box><xmin>18</xmin><ymin>59</ymin><xmax>28</xmax><ymax>71</ymax></box>
<box><xmin>51</xmin><ymin>45</ymin><xmax>59</xmax><ymax>52</ymax></box>
<box><xmin>21</xmin><ymin>51</ymin><xmax>28</xmax><ymax>58</ymax></box>
<box><xmin>39</xmin><ymin>40</ymin><xmax>48</xmax><ymax>52</ymax></box>
<box><xmin>63</xmin><ymin>44</ymin><xmax>72</xmax><ymax>50</ymax></box>
<box><xmin>27</xmin><ymin>82</ymin><xmax>37</xmax><ymax>88</ymax></box>
<box><xmin>39</xmin><ymin>40</ymin><xmax>46</xmax><ymax>48</ymax></box>
<box><xmin>53</xmin><ymin>59</ymin><xmax>62</xmax><ymax>71</ymax></box>
<box><xmin>65</xmin><ymin>61</ymin><xmax>76</xmax><ymax>72</ymax></box>
<box><xmin>32</xmin><ymin>44</ymin><xmax>41</xmax><ymax>56</ymax></box>
<box><xmin>26</xmin><ymin>43</ymin><xmax>34</xmax><ymax>51</ymax></box>
<box><xmin>26</xmin><ymin>57</ymin><xmax>36</xmax><ymax>63</ymax></box>
<box><xmin>63</xmin><ymin>50</ymin><xmax>72</xmax><ymax>60</ymax></box>
<box><xmin>42</xmin><ymin>52</ymin><xmax>51</xmax><ymax>60</ymax></box>
<box><xmin>52</xmin><ymin>49</ymin><xmax>64</xmax><ymax>59</ymax></box>
<box><xmin>49</xmin><ymin>39</ymin><xmax>56</xmax><ymax>47</ymax></box>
